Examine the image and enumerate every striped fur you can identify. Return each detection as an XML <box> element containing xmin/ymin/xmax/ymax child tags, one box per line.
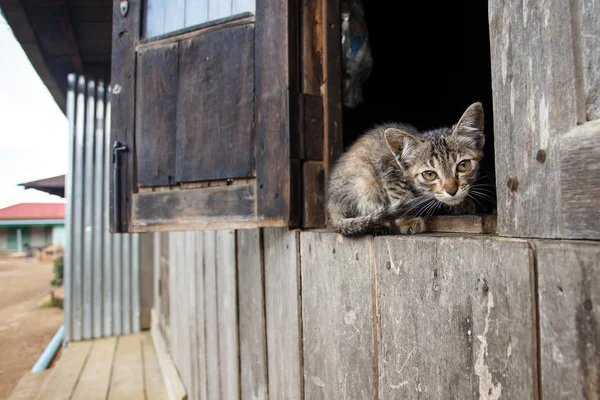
<box><xmin>327</xmin><ymin>103</ymin><xmax>485</xmax><ymax>236</ymax></box>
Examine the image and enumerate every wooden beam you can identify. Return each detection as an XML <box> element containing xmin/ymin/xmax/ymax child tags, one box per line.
<box><xmin>151</xmin><ymin>309</ymin><xmax>188</xmax><ymax>400</ymax></box>
<box><xmin>426</xmin><ymin>215</ymin><xmax>497</xmax><ymax>234</ymax></box>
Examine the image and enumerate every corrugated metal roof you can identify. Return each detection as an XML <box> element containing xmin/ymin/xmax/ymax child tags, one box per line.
<box><xmin>0</xmin><ymin>203</ymin><xmax>65</xmax><ymax>220</ymax></box>
<box><xmin>19</xmin><ymin>175</ymin><xmax>66</xmax><ymax>198</ymax></box>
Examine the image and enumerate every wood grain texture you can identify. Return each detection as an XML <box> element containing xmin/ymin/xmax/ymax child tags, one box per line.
<box><xmin>578</xmin><ymin>0</ymin><xmax>600</xmax><ymax>120</ymax></box>
<box><xmin>136</xmin><ymin>44</ymin><xmax>178</xmax><ymax>187</ymax></box>
<box><xmin>322</xmin><ymin>0</ymin><xmax>343</xmax><ymax>174</ymax></box>
<box><xmin>302</xmin><ymin>161</ymin><xmax>326</xmax><ymax>228</ymax></box>
<box><xmin>560</xmin><ymin>119</ymin><xmax>600</xmax><ymax>239</ymax></box>
<box><xmin>263</xmin><ymin>228</ymin><xmax>303</xmax><ymax>399</ymax></box>
<box><xmin>301</xmin><ymin>232</ymin><xmax>375</xmax><ymax>400</ymax></box>
<box><xmin>301</xmin><ymin>0</ymin><xmax>323</xmax><ymax>95</ymax></box>
<box><xmin>192</xmin><ymin>232</ymin><xmax>208</xmax><ymax>400</ymax></box>
<box><xmin>203</xmin><ymin>231</ymin><xmax>221</xmax><ymax>400</ymax></box>
<box><xmin>536</xmin><ymin>240</ymin><xmax>600</xmax><ymax>400</ymax></box>
<box><xmin>237</xmin><ymin>229</ymin><xmax>269</xmax><ymax>400</ymax></box>
<box><xmin>216</xmin><ymin>230</ymin><xmax>240</xmax><ymax>400</ymax></box>
<box><xmin>35</xmin><ymin>341</ymin><xmax>93</xmax><ymax>399</ymax></box>
<box><xmin>255</xmin><ymin>0</ymin><xmax>292</xmax><ymax>220</ymax></box>
<box><xmin>301</xmin><ymin>94</ymin><xmax>324</xmax><ymax>161</ymax></box>
<box><xmin>71</xmin><ymin>337</ymin><xmax>117</xmax><ymax>400</ymax></box>
<box><xmin>176</xmin><ymin>23</ymin><xmax>254</xmax><ymax>182</ymax></box>
<box><xmin>489</xmin><ymin>0</ymin><xmax>581</xmax><ymax>238</ymax></box>
<box><xmin>375</xmin><ymin>235</ymin><xmax>536</xmax><ymax>399</ymax></box>
<box><xmin>159</xmin><ymin>232</ymin><xmax>170</xmax><ymax>326</ymax></box>
<box><xmin>132</xmin><ymin>184</ymin><xmax>256</xmax><ymax>231</ymax></box>
<box><xmin>139</xmin><ymin>233</ymin><xmax>155</xmax><ymax>329</ymax></box>
<box><xmin>142</xmin><ymin>333</ymin><xmax>171</xmax><ymax>400</ymax></box>
<box><xmin>7</xmin><ymin>370</ymin><xmax>51</xmax><ymax>400</ymax></box>
<box><xmin>151</xmin><ymin>311</ymin><xmax>188</xmax><ymax>400</ymax></box>
<box><xmin>425</xmin><ymin>215</ymin><xmax>497</xmax><ymax>234</ymax></box>
<box><xmin>110</xmin><ymin>0</ymin><xmax>139</xmax><ymax>232</ymax></box>
<box><xmin>109</xmin><ymin>334</ymin><xmax>145</xmax><ymax>400</ymax></box>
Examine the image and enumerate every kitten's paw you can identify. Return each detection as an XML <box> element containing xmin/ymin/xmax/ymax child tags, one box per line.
<box><xmin>394</xmin><ymin>218</ymin><xmax>426</xmax><ymax>235</ymax></box>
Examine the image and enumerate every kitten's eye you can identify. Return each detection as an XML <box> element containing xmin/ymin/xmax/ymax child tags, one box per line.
<box><xmin>422</xmin><ymin>171</ymin><xmax>438</xmax><ymax>181</ymax></box>
<box><xmin>457</xmin><ymin>160</ymin><xmax>471</xmax><ymax>172</ymax></box>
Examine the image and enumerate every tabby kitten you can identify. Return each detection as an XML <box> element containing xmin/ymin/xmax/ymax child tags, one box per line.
<box><xmin>327</xmin><ymin>102</ymin><xmax>485</xmax><ymax>236</ymax></box>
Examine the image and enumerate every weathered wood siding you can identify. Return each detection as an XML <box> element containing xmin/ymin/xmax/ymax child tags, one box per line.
<box><xmin>489</xmin><ymin>0</ymin><xmax>600</xmax><ymax>239</ymax></box>
<box><xmin>153</xmin><ymin>229</ymin><xmax>598</xmax><ymax>400</ymax></box>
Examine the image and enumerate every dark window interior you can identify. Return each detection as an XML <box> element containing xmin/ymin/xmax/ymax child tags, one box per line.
<box><xmin>342</xmin><ymin>1</ymin><xmax>496</xmax><ymax>213</ymax></box>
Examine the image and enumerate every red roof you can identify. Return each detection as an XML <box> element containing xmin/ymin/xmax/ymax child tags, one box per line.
<box><xmin>0</xmin><ymin>203</ymin><xmax>65</xmax><ymax>220</ymax></box>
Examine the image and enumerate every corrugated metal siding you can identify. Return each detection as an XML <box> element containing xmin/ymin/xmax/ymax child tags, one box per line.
<box><xmin>64</xmin><ymin>74</ymin><xmax>141</xmax><ymax>342</ymax></box>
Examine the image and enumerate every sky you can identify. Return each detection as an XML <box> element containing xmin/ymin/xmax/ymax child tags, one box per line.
<box><xmin>0</xmin><ymin>12</ymin><xmax>68</xmax><ymax>209</ymax></box>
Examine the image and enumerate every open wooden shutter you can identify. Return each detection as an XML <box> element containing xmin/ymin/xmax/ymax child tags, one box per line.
<box><xmin>110</xmin><ymin>0</ymin><xmax>298</xmax><ymax>232</ymax></box>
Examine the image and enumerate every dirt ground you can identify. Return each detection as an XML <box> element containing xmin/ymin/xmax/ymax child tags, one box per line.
<box><xmin>0</xmin><ymin>258</ymin><xmax>63</xmax><ymax>399</ymax></box>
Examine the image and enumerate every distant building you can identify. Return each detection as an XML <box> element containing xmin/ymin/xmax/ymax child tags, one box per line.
<box><xmin>0</xmin><ymin>203</ymin><xmax>65</xmax><ymax>252</ymax></box>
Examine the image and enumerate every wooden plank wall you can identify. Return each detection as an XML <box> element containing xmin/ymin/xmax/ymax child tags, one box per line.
<box><xmin>489</xmin><ymin>0</ymin><xmax>600</xmax><ymax>239</ymax></box>
<box><xmin>144</xmin><ymin>0</ymin><xmax>256</xmax><ymax>38</ymax></box>
<box><xmin>155</xmin><ymin>228</ymin><xmax>599</xmax><ymax>400</ymax></box>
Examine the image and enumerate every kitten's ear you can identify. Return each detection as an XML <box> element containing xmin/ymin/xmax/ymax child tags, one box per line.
<box><xmin>384</xmin><ymin>128</ymin><xmax>421</xmax><ymax>161</ymax></box>
<box><xmin>452</xmin><ymin>102</ymin><xmax>485</xmax><ymax>149</ymax></box>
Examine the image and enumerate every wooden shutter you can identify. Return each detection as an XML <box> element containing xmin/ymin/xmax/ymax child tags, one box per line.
<box><xmin>110</xmin><ymin>0</ymin><xmax>298</xmax><ymax>232</ymax></box>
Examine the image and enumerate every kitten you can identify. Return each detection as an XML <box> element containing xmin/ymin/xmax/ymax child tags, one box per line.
<box><xmin>327</xmin><ymin>102</ymin><xmax>485</xmax><ymax>236</ymax></box>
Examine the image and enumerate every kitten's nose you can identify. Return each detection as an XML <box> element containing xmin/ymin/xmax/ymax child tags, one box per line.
<box><xmin>444</xmin><ymin>179</ymin><xmax>459</xmax><ymax>196</ymax></box>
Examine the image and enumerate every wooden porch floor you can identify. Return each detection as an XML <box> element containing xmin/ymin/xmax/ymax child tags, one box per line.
<box><xmin>9</xmin><ymin>332</ymin><xmax>170</xmax><ymax>400</ymax></box>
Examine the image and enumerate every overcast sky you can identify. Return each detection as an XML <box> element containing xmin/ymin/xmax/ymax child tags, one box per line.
<box><xmin>0</xmin><ymin>12</ymin><xmax>68</xmax><ymax>209</ymax></box>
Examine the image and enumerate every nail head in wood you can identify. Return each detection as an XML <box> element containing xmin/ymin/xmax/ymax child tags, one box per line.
<box><xmin>536</xmin><ymin>149</ymin><xmax>547</xmax><ymax>163</ymax></box>
<box><xmin>507</xmin><ymin>177</ymin><xmax>519</xmax><ymax>192</ymax></box>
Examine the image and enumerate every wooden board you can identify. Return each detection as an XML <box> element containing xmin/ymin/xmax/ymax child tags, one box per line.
<box><xmin>425</xmin><ymin>215</ymin><xmax>497</xmax><ymax>234</ymax></box>
<box><xmin>374</xmin><ymin>235</ymin><xmax>536</xmax><ymax>399</ymax></box>
<box><xmin>322</xmin><ymin>0</ymin><xmax>343</xmax><ymax>174</ymax></box>
<box><xmin>301</xmin><ymin>94</ymin><xmax>324</xmax><ymax>161</ymax></box>
<box><xmin>263</xmin><ymin>228</ymin><xmax>303</xmax><ymax>399</ymax></box>
<box><xmin>255</xmin><ymin>0</ymin><xmax>293</xmax><ymax>220</ymax></box>
<box><xmin>300</xmin><ymin>232</ymin><xmax>375</xmax><ymax>399</ymax></box>
<box><xmin>136</xmin><ymin>44</ymin><xmax>178</xmax><ymax>187</ymax></box>
<box><xmin>536</xmin><ymin>240</ymin><xmax>600</xmax><ymax>399</ymax></box>
<box><xmin>578</xmin><ymin>0</ymin><xmax>600</xmax><ymax>120</ymax></box>
<box><xmin>237</xmin><ymin>229</ymin><xmax>269</xmax><ymax>400</ymax></box>
<box><xmin>108</xmin><ymin>335</ymin><xmax>145</xmax><ymax>400</ymax></box>
<box><xmin>132</xmin><ymin>184</ymin><xmax>256</xmax><ymax>231</ymax></box>
<box><xmin>302</xmin><ymin>161</ymin><xmax>326</xmax><ymax>228</ymax></box>
<box><xmin>142</xmin><ymin>333</ymin><xmax>171</xmax><ymax>400</ymax></box>
<box><xmin>560</xmin><ymin>119</ymin><xmax>600</xmax><ymax>239</ymax></box>
<box><xmin>488</xmin><ymin>0</ymin><xmax>581</xmax><ymax>238</ymax></box>
<box><xmin>203</xmin><ymin>231</ymin><xmax>221</xmax><ymax>400</ymax></box>
<box><xmin>216</xmin><ymin>230</ymin><xmax>240</xmax><ymax>400</ymax></box>
<box><xmin>110</xmin><ymin>0</ymin><xmax>139</xmax><ymax>232</ymax></box>
<box><xmin>8</xmin><ymin>370</ymin><xmax>50</xmax><ymax>400</ymax></box>
<box><xmin>159</xmin><ymin>232</ymin><xmax>170</xmax><ymax>326</ymax></box>
<box><xmin>35</xmin><ymin>340</ymin><xmax>92</xmax><ymax>399</ymax></box>
<box><xmin>176</xmin><ymin>23</ymin><xmax>254</xmax><ymax>182</ymax></box>
<box><xmin>71</xmin><ymin>337</ymin><xmax>117</xmax><ymax>400</ymax></box>
<box><xmin>301</xmin><ymin>0</ymin><xmax>323</xmax><ymax>96</ymax></box>
<box><xmin>191</xmin><ymin>231</ymin><xmax>207</xmax><ymax>400</ymax></box>
<box><xmin>151</xmin><ymin>310</ymin><xmax>188</xmax><ymax>400</ymax></box>
<box><xmin>140</xmin><ymin>233</ymin><xmax>155</xmax><ymax>329</ymax></box>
